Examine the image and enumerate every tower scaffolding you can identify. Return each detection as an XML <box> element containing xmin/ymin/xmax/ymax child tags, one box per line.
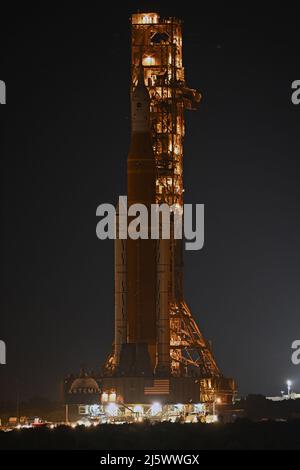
<box><xmin>129</xmin><ymin>13</ymin><xmax>221</xmax><ymax>382</ymax></box>
<box><xmin>65</xmin><ymin>12</ymin><xmax>236</xmax><ymax>414</ymax></box>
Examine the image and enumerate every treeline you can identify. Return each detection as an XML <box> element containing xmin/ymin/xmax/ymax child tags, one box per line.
<box><xmin>1</xmin><ymin>421</ymin><xmax>300</xmax><ymax>450</ymax></box>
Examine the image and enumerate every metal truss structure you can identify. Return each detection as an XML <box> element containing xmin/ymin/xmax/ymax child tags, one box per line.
<box><xmin>130</xmin><ymin>13</ymin><xmax>220</xmax><ymax>380</ymax></box>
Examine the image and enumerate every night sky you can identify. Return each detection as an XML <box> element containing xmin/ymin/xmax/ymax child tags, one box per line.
<box><xmin>1</xmin><ymin>3</ymin><xmax>299</xmax><ymax>402</ymax></box>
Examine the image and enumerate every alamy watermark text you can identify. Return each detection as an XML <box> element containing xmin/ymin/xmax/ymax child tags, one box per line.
<box><xmin>291</xmin><ymin>340</ymin><xmax>300</xmax><ymax>366</ymax></box>
<box><xmin>0</xmin><ymin>340</ymin><xmax>6</xmax><ymax>365</ymax></box>
<box><xmin>0</xmin><ymin>80</ymin><xmax>6</xmax><ymax>104</ymax></box>
<box><xmin>96</xmin><ymin>196</ymin><xmax>204</xmax><ymax>251</ymax></box>
<box><xmin>291</xmin><ymin>80</ymin><xmax>300</xmax><ymax>105</ymax></box>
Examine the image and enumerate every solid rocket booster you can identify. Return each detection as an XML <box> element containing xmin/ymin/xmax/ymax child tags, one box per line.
<box><xmin>156</xmin><ymin>233</ymin><xmax>171</xmax><ymax>375</ymax></box>
<box><xmin>114</xmin><ymin>65</ymin><xmax>171</xmax><ymax>375</ymax></box>
<box><xmin>114</xmin><ymin>65</ymin><xmax>157</xmax><ymax>372</ymax></box>
<box><xmin>126</xmin><ymin>65</ymin><xmax>157</xmax><ymax>370</ymax></box>
<box><xmin>114</xmin><ymin>204</ymin><xmax>127</xmax><ymax>367</ymax></box>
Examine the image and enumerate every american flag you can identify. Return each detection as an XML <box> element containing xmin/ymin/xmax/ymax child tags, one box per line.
<box><xmin>144</xmin><ymin>379</ymin><xmax>170</xmax><ymax>395</ymax></box>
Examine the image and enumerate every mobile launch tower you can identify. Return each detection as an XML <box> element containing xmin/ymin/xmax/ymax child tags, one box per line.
<box><xmin>65</xmin><ymin>12</ymin><xmax>236</xmax><ymax>421</ymax></box>
<box><xmin>103</xmin><ymin>12</ymin><xmax>236</xmax><ymax>404</ymax></box>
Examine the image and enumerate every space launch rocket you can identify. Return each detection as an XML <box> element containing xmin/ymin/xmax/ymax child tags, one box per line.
<box><xmin>65</xmin><ymin>13</ymin><xmax>236</xmax><ymax>408</ymax></box>
<box><xmin>114</xmin><ymin>65</ymin><xmax>170</xmax><ymax>377</ymax></box>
